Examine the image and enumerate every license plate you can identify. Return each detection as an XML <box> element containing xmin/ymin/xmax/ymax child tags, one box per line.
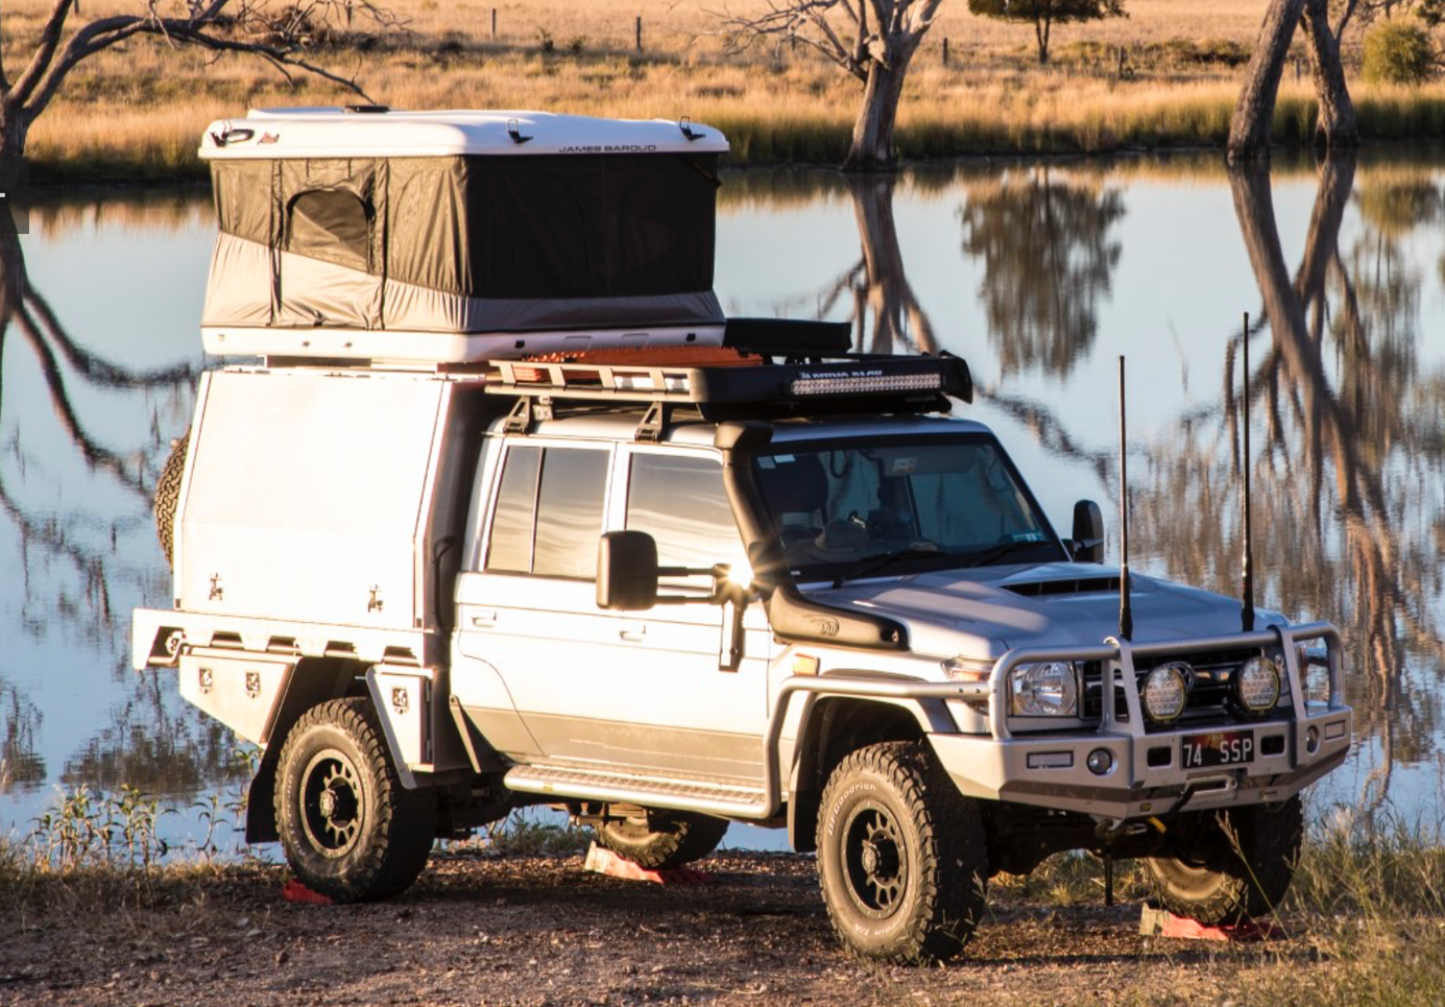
<box><xmin>1181</xmin><ymin>730</ymin><xmax>1255</xmax><ymax>769</ymax></box>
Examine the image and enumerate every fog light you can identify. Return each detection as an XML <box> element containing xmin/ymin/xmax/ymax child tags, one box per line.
<box><xmin>1086</xmin><ymin>748</ymin><xmax>1114</xmax><ymax>776</ymax></box>
<box><xmin>1306</xmin><ymin>725</ymin><xmax>1320</xmax><ymax>754</ymax></box>
<box><xmin>1237</xmin><ymin>656</ymin><xmax>1282</xmax><ymax>713</ymax></box>
<box><xmin>1142</xmin><ymin>663</ymin><xmax>1189</xmax><ymax>724</ymax></box>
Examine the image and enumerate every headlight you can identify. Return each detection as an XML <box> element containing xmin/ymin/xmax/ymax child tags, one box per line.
<box><xmin>1010</xmin><ymin>662</ymin><xmax>1078</xmax><ymax>716</ymax></box>
<box><xmin>1236</xmin><ymin>655</ymin><xmax>1282</xmax><ymax>713</ymax></box>
<box><xmin>1142</xmin><ymin>663</ymin><xmax>1190</xmax><ymax>724</ymax></box>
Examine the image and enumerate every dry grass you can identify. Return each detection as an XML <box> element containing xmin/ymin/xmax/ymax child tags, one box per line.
<box><xmin>8</xmin><ymin>0</ymin><xmax>1445</xmax><ymax>178</ymax></box>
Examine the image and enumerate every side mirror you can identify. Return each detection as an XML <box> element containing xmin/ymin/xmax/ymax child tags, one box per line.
<box><xmin>1071</xmin><ymin>500</ymin><xmax>1105</xmax><ymax>564</ymax></box>
<box><xmin>597</xmin><ymin>531</ymin><xmax>660</xmax><ymax>610</ymax></box>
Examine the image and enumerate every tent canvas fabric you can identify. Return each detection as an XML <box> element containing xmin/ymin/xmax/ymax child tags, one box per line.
<box><xmin>202</xmin><ymin>152</ymin><xmax>724</xmax><ymax>338</ymax></box>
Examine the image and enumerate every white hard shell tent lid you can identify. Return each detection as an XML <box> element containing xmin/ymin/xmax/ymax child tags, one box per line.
<box><xmin>199</xmin><ymin>107</ymin><xmax>730</xmax><ymax>159</ymax></box>
<box><xmin>199</xmin><ymin>108</ymin><xmax>730</xmax><ymax>365</ymax></box>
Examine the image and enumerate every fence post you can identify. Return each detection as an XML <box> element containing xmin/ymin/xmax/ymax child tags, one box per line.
<box><xmin>943</xmin><ymin>37</ymin><xmax>949</xmax><ymax>67</ymax></box>
<box><xmin>636</xmin><ymin>15</ymin><xmax>643</xmax><ymax>52</ymax></box>
<box><xmin>491</xmin><ymin>8</ymin><xmax>498</xmax><ymax>40</ymax></box>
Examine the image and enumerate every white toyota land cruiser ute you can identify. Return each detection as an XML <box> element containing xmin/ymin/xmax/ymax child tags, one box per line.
<box><xmin>132</xmin><ymin>108</ymin><xmax>1352</xmax><ymax>963</ymax></box>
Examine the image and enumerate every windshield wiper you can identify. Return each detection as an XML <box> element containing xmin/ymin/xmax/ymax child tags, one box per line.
<box><xmin>965</xmin><ymin>539</ymin><xmax>1052</xmax><ymax>568</ymax></box>
<box><xmin>831</xmin><ymin>547</ymin><xmax>941</xmax><ymax>590</ymax></box>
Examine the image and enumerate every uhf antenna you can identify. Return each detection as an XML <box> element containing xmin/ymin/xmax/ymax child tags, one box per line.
<box><xmin>1118</xmin><ymin>355</ymin><xmax>1133</xmax><ymax>641</ymax></box>
<box><xmin>1241</xmin><ymin>312</ymin><xmax>1256</xmax><ymax>632</ymax></box>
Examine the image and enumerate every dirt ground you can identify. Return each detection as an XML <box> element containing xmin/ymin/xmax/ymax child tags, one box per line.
<box><xmin>0</xmin><ymin>850</ymin><xmax>1292</xmax><ymax>1007</ymax></box>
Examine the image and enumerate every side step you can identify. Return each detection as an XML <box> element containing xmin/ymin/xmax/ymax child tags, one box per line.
<box><xmin>503</xmin><ymin>763</ymin><xmax>766</xmax><ymax>819</ymax></box>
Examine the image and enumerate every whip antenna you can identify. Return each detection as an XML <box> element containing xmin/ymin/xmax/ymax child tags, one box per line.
<box><xmin>1118</xmin><ymin>355</ymin><xmax>1133</xmax><ymax>641</ymax></box>
<box><xmin>1241</xmin><ymin>312</ymin><xmax>1256</xmax><ymax>632</ymax></box>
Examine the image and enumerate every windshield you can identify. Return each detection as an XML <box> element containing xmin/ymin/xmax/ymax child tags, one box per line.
<box><xmin>752</xmin><ymin>436</ymin><xmax>1062</xmax><ymax>583</ymax></box>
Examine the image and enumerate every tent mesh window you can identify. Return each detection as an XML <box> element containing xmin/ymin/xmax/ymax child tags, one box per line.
<box><xmin>286</xmin><ymin>189</ymin><xmax>373</xmax><ymax>272</ymax></box>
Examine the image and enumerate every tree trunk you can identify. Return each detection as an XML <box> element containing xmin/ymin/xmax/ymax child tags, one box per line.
<box><xmin>1301</xmin><ymin>0</ymin><xmax>1360</xmax><ymax>149</ymax></box>
<box><xmin>843</xmin><ymin>58</ymin><xmax>909</xmax><ymax>172</ymax></box>
<box><xmin>1227</xmin><ymin>0</ymin><xmax>1309</xmax><ymax>163</ymax></box>
<box><xmin>1035</xmin><ymin>18</ymin><xmax>1051</xmax><ymax>64</ymax></box>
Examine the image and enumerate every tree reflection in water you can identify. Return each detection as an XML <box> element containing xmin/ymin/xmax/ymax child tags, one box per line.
<box><xmin>959</xmin><ymin>167</ymin><xmax>1125</xmax><ymax>378</ymax></box>
<box><xmin>819</xmin><ymin>175</ymin><xmax>938</xmax><ymax>354</ymax></box>
<box><xmin>1129</xmin><ymin>156</ymin><xmax>1445</xmax><ymax>808</ymax></box>
<box><xmin>0</xmin><ymin>223</ymin><xmax>246</xmax><ymax>802</ymax></box>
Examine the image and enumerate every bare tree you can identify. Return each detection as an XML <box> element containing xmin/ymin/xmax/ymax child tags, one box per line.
<box><xmin>716</xmin><ymin>0</ymin><xmax>944</xmax><ymax>171</ymax></box>
<box><xmin>1228</xmin><ymin>0</ymin><xmax>1360</xmax><ymax>160</ymax></box>
<box><xmin>0</xmin><ymin>1</ymin><xmax>402</xmax><ymax>162</ymax></box>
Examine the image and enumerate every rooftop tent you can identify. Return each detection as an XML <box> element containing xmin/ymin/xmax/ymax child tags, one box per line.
<box><xmin>198</xmin><ymin>109</ymin><xmax>729</xmax><ymax>362</ymax></box>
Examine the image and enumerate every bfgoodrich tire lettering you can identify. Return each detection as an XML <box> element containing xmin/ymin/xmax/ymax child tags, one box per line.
<box><xmin>274</xmin><ymin>697</ymin><xmax>436</xmax><ymax>902</ymax></box>
<box><xmin>816</xmin><ymin>741</ymin><xmax>987</xmax><ymax>963</ymax></box>
<box><xmin>1145</xmin><ymin>794</ymin><xmax>1303</xmax><ymax>925</ymax></box>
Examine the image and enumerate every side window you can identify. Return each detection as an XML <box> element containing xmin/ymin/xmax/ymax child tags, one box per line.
<box><xmin>625</xmin><ymin>453</ymin><xmax>744</xmax><ymax>587</ymax></box>
<box><xmin>532</xmin><ymin>448</ymin><xmax>611</xmax><ymax>579</ymax></box>
<box><xmin>485</xmin><ymin>445</ymin><xmax>541</xmax><ymax>573</ymax></box>
<box><xmin>485</xmin><ymin>445</ymin><xmax>610</xmax><ymax>578</ymax></box>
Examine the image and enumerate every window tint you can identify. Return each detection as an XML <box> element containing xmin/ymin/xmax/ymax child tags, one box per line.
<box><xmin>287</xmin><ymin>190</ymin><xmax>371</xmax><ymax>271</ymax></box>
<box><xmin>532</xmin><ymin>449</ymin><xmax>610</xmax><ymax>579</ymax></box>
<box><xmin>626</xmin><ymin>453</ymin><xmax>743</xmax><ymax>586</ymax></box>
<box><xmin>485</xmin><ymin>445</ymin><xmax>541</xmax><ymax>573</ymax></box>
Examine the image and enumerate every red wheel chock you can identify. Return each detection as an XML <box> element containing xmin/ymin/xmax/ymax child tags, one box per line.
<box><xmin>1138</xmin><ymin>903</ymin><xmax>1280</xmax><ymax>941</ymax></box>
<box><xmin>583</xmin><ymin>843</ymin><xmax>712</xmax><ymax>886</ymax></box>
<box><xmin>281</xmin><ymin>879</ymin><xmax>334</xmax><ymax>905</ymax></box>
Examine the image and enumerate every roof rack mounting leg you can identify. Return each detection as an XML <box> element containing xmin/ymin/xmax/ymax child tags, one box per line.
<box><xmin>636</xmin><ymin>401</ymin><xmax>671</xmax><ymax>443</ymax></box>
<box><xmin>503</xmin><ymin>397</ymin><xmax>533</xmax><ymax>434</ymax></box>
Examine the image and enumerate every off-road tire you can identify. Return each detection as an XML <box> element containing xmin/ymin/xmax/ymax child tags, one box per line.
<box><xmin>274</xmin><ymin>697</ymin><xmax>436</xmax><ymax>902</ymax></box>
<box><xmin>816</xmin><ymin>741</ymin><xmax>988</xmax><ymax>964</ymax></box>
<box><xmin>595</xmin><ymin>809</ymin><xmax>729</xmax><ymax>870</ymax></box>
<box><xmin>1145</xmin><ymin>794</ymin><xmax>1303</xmax><ymax>925</ymax></box>
<box><xmin>154</xmin><ymin>431</ymin><xmax>189</xmax><ymax>566</ymax></box>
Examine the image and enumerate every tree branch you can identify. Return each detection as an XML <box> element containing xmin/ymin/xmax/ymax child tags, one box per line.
<box><xmin>8</xmin><ymin>0</ymin><xmax>78</xmax><ymax>109</ymax></box>
<box><xmin>24</xmin><ymin>2</ymin><xmax>377</xmax><ymax>124</ymax></box>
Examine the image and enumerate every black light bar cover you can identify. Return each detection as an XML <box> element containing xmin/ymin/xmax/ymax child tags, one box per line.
<box><xmin>723</xmin><ymin>317</ymin><xmax>852</xmax><ymax>357</ymax></box>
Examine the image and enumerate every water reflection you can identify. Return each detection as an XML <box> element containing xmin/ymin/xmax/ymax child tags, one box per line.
<box><xmin>0</xmin><ymin>227</ymin><xmax>239</xmax><ymax>813</ymax></box>
<box><xmin>832</xmin><ymin>176</ymin><xmax>937</xmax><ymax>354</ymax></box>
<box><xmin>959</xmin><ymin>168</ymin><xmax>1125</xmax><ymax>378</ymax></box>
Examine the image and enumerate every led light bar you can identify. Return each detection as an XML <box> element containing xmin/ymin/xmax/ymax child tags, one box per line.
<box><xmin>790</xmin><ymin>371</ymin><xmax>944</xmax><ymax>396</ymax></box>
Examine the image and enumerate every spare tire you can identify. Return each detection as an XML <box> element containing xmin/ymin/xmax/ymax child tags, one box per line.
<box><xmin>154</xmin><ymin>430</ymin><xmax>189</xmax><ymax>566</ymax></box>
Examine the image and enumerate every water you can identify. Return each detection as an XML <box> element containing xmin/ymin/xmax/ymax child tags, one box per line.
<box><xmin>2</xmin><ymin>149</ymin><xmax>1443</xmax><ymax>855</ymax></box>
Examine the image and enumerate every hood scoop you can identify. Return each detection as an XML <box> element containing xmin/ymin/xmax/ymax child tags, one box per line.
<box><xmin>1003</xmin><ymin>576</ymin><xmax>1122</xmax><ymax>598</ymax></box>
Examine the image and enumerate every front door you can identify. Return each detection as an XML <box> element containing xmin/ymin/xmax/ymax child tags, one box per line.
<box><xmin>455</xmin><ymin>437</ymin><xmax>767</xmax><ymax>784</ymax></box>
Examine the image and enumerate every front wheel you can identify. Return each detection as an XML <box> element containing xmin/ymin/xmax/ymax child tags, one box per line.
<box><xmin>816</xmin><ymin>741</ymin><xmax>988</xmax><ymax>964</ymax></box>
<box><xmin>274</xmin><ymin>698</ymin><xmax>436</xmax><ymax>902</ymax></box>
<box><xmin>594</xmin><ymin>808</ymin><xmax>728</xmax><ymax>869</ymax></box>
<box><xmin>1144</xmin><ymin>794</ymin><xmax>1303</xmax><ymax>925</ymax></box>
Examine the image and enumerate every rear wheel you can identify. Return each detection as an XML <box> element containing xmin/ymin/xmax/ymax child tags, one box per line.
<box><xmin>1145</xmin><ymin>795</ymin><xmax>1303</xmax><ymax>925</ymax></box>
<box><xmin>274</xmin><ymin>698</ymin><xmax>436</xmax><ymax>902</ymax></box>
<box><xmin>816</xmin><ymin>741</ymin><xmax>987</xmax><ymax>963</ymax></box>
<box><xmin>594</xmin><ymin>808</ymin><xmax>728</xmax><ymax>869</ymax></box>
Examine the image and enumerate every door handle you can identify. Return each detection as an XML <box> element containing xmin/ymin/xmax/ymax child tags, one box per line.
<box><xmin>618</xmin><ymin>624</ymin><xmax>647</xmax><ymax>642</ymax></box>
<box><xmin>470</xmin><ymin>610</ymin><xmax>499</xmax><ymax>628</ymax></box>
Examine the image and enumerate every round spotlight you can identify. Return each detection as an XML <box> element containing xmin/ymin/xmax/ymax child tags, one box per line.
<box><xmin>1237</xmin><ymin>656</ymin><xmax>1282</xmax><ymax>714</ymax></box>
<box><xmin>1306</xmin><ymin>725</ymin><xmax>1320</xmax><ymax>754</ymax></box>
<box><xmin>1142</xmin><ymin>663</ymin><xmax>1190</xmax><ymax>724</ymax></box>
<box><xmin>1086</xmin><ymin>748</ymin><xmax>1114</xmax><ymax>776</ymax></box>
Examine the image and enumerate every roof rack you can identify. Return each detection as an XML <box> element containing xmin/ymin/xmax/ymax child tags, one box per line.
<box><xmin>486</xmin><ymin>351</ymin><xmax>973</xmax><ymax>440</ymax></box>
